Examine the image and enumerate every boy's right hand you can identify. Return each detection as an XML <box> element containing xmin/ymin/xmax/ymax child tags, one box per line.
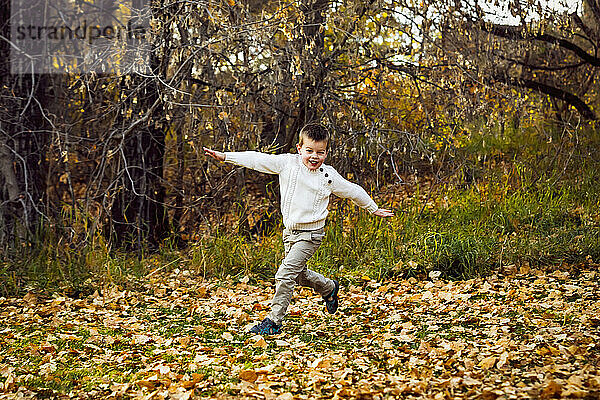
<box><xmin>203</xmin><ymin>147</ymin><xmax>226</xmax><ymax>162</ymax></box>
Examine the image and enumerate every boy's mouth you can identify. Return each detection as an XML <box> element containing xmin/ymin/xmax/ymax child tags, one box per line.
<box><xmin>308</xmin><ymin>159</ymin><xmax>319</xmax><ymax>168</ymax></box>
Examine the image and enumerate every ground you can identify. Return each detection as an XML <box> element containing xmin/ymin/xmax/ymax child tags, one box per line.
<box><xmin>1</xmin><ymin>265</ymin><xmax>599</xmax><ymax>399</ymax></box>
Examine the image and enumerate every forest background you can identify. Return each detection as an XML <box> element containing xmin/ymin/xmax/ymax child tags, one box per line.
<box><xmin>1</xmin><ymin>0</ymin><xmax>600</xmax><ymax>296</ymax></box>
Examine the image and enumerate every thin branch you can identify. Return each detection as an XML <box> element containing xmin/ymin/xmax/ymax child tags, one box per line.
<box><xmin>493</xmin><ymin>75</ymin><xmax>596</xmax><ymax>120</ymax></box>
<box><xmin>494</xmin><ymin>51</ymin><xmax>586</xmax><ymax>71</ymax></box>
<box><xmin>482</xmin><ymin>23</ymin><xmax>600</xmax><ymax>67</ymax></box>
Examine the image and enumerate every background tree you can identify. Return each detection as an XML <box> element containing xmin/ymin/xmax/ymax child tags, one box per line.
<box><xmin>420</xmin><ymin>0</ymin><xmax>599</xmax><ymax>122</ymax></box>
<box><xmin>1</xmin><ymin>0</ymin><xmax>597</xmax><ymax>256</ymax></box>
<box><xmin>0</xmin><ymin>0</ymin><xmax>55</xmax><ymax>251</ymax></box>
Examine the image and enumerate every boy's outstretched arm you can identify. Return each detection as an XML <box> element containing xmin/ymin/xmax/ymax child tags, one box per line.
<box><xmin>373</xmin><ymin>208</ymin><xmax>394</xmax><ymax>218</ymax></box>
<box><xmin>204</xmin><ymin>147</ymin><xmax>286</xmax><ymax>174</ymax></box>
<box><xmin>204</xmin><ymin>147</ymin><xmax>225</xmax><ymax>162</ymax></box>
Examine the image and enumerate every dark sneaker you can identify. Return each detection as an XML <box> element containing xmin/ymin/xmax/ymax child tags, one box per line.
<box><xmin>323</xmin><ymin>280</ymin><xmax>340</xmax><ymax>314</ymax></box>
<box><xmin>249</xmin><ymin>318</ymin><xmax>281</xmax><ymax>335</ymax></box>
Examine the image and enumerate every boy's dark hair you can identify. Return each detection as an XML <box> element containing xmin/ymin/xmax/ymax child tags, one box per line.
<box><xmin>298</xmin><ymin>123</ymin><xmax>329</xmax><ymax>146</ymax></box>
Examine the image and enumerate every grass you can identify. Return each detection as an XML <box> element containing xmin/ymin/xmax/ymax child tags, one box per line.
<box><xmin>1</xmin><ymin>123</ymin><xmax>599</xmax><ymax>295</ymax></box>
<box><xmin>309</xmin><ymin>163</ymin><xmax>599</xmax><ymax>281</ymax></box>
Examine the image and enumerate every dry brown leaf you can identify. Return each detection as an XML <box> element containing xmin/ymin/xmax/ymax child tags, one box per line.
<box><xmin>193</xmin><ymin>326</ymin><xmax>204</xmax><ymax>334</ymax></box>
<box><xmin>23</xmin><ymin>292</ymin><xmax>37</xmax><ymax>305</ymax></box>
<box><xmin>239</xmin><ymin>369</ymin><xmax>258</xmax><ymax>382</ymax></box>
<box><xmin>3</xmin><ymin>372</ymin><xmax>15</xmax><ymax>392</ymax></box>
<box><xmin>311</xmin><ymin>357</ymin><xmax>331</xmax><ymax>369</ymax></box>
<box><xmin>250</xmin><ymin>335</ymin><xmax>268</xmax><ymax>349</ymax></box>
<box><xmin>481</xmin><ymin>388</ymin><xmax>502</xmax><ymax>400</ymax></box>
<box><xmin>541</xmin><ymin>380</ymin><xmax>563</xmax><ymax>398</ymax></box>
<box><xmin>197</xmin><ymin>285</ymin><xmax>209</xmax><ymax>298</ymax></box>
<box><xmin>180</xmin><ymin>380</ymin><xmax>196</xmax><ymax>390</ymax></box>
<box><xmin>191</xmin><ymin>373</ymin><xmax>205</xmax><ymax>382</ymax></box>
<box><xmin>136</xmin><ymin>380</ymin><xmax>157</xmax><ymax>390</ymax></box>
<box><xmin>178</xmin><ymin>336</ymin><xmax>191</xmax><ymax>347</ymax></box>
<box><xmin>256</xmin><ymin>364</ymin><xmax>277</xmax><ymax>374</ymax></box>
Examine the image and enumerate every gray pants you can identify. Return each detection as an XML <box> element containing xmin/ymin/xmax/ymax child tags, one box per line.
<box><xmin>268</xmin><ymin>228</ymin><xmax>335</xmax><ymax>325</ymax></box>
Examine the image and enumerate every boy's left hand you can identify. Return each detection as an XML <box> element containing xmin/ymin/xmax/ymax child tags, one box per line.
<box><xmin>373</xmin><ymin>208</ymin><xmax>394</xmax><ymax>217</ymax></box>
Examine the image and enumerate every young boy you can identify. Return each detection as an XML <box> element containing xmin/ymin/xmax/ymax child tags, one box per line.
<box><xmin>204</xmin><ymin>124</ymin><xmax>393</xmax><ymax>335</ymax></box>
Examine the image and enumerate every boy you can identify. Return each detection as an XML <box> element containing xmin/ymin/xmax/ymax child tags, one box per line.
<box><xmin>204</xmin><ymin>124</ymin><xmax>393</xmax><ymax>335</ymax></box>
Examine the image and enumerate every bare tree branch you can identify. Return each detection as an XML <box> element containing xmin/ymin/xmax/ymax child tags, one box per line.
<box><xmin>482</xmin><ymin>24</ymin><xmax>600</xmax><ymax>67</ymax></box>
<box><xmin>494</xmin><ymin>75</ymin><xmax>596</xmax><ymax>120</ymax></box>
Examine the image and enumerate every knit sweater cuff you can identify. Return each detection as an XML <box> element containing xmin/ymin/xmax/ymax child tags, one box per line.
<box><xmin>366</xmin><ymin>201</ymin><xmax>379</xmax><ymax>214</ymax></box>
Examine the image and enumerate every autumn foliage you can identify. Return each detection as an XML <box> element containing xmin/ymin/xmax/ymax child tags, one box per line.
<box><xmin>1</xmin><ymin>0</ymin><xmax>600</xmax><ymax>397</ymax></box>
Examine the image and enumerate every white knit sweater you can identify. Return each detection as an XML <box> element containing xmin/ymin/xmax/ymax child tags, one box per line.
<box><xmin>224</xmin><ymin>151</ymin><xmax>379</xmax><ymax>230</ymax></box>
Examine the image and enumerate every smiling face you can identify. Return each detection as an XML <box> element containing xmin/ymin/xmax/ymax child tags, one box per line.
<box><xmin>297</xmin><ymin>137</ymin><xmax>328</xmax><ymax>171</ymax></box>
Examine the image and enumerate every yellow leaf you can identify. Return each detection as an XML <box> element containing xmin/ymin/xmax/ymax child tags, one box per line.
<box><xmin>181</xmin><ymin>380</ymin><xmax>196</xmax><ymax>389</ymax></box>
<box><xmin>478</xmin><ymin>356</ymin><xmax>496</xmax><ymax>369</ymax></box>
<box><xmin>227</xmin><ymin>0</ymin><xmax>235</xmax><ymax>6</ymax></box>
<box><xmin>251</xmin><ymin>335</ymin><xmax>268</xmax><ymax>348</ymax></box>
<box><xmin>497</xmin><ymin>351</ymin><xmax>509</xmax><ymax>368</ymax></box>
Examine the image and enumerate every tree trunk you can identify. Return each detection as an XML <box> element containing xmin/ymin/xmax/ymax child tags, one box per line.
<box><xmin>0</xmin><ymin>73</ymin><xmax>52</xmax><ymax>250</ymax></box>
<box><xmin>104</xmin><ymin>0</ymin><xmax>171</xmax><ymax>252</ymax></box>
<box><xmin>108</xmin><ymin>73</ymin><xmax>169</xmax><ymax>251</ymax></box>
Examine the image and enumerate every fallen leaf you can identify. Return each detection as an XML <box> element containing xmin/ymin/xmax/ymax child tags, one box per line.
<box><xmin>180</xmin><ymin>380</ymin><xmax>196</xmax><ymax>389</ymax></box>
<box><xmin>239</xmin><ymin>369</ymin><xmax>258</xmax><ymax>382</ymax></box>
<box><xmin>478</xmin><ymin>356</ymin><xmax>496</xmax><ymax>370</ymax></box>
<box><xmin>197</xmin><ymin>285</ymin><xmax>209</xmax><ymax>298</ymax></box>
<box><xmin>276</xmin><ymin>393</ymin><xmax>294</xmax><ymax>400</ymax></box>
<box><xmin>496</xmin><ymin>351</ymin><xmax>510</xmax><ymax>368</ymax></box>
<box><xmin>132</xmin><ymin>334</ymin><xmax>152</xmax><ymax>345</ymax></box>
<box><xmin>253</xmin><ymin>337</ymin><xmax>268</xmax><ymax>349</ymax></box>
<box><xmin>136</xmin><ymin>380</ymin><xmax>157</xmax><ymax>390</ymax></box>
<box><xmin>541</xmin><ymin>380</ymin><xmax>562</xmax><ymax>398</ymax></box>
<box><xmin>23</xmin><ymin>292</ymin><xmax>37</xmax><ymax>305</ymax></box>
<box><xmin>256</xmin><ymin>364</ymin><xmax>277</xmax><ymax>374</ymax></box>
<box><xmin>311</xmin><ymin>357</ymin><xmax>331</xmax><ymax>369</ymax></box>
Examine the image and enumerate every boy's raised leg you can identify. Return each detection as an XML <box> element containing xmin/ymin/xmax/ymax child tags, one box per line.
<box><xmin>296</xmin><ymin>268</ymin><xmax>335</xmax><ymax>298</ymax></box>
<box><xmin>267</xmin><ymin>230</ymin><xmax>326</xmax><ymax>325</ymax></box>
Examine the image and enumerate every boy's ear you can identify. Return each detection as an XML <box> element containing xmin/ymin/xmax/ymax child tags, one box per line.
<box><xmin>296</xmin><ymin>143</ymin><xmax>301</xmax><ymax>153</ymax></box>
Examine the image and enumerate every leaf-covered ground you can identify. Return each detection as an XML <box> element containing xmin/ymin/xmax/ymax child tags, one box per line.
<box><xmin>1</xmin><ymin>265</ymin><xmax>599</xmax><ymax>399</ymax></box>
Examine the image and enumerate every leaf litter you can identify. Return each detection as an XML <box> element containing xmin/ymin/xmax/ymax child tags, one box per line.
<box><xmin>1</xmin><ymin>265</ymin><xmax>599</xmax><ymax>399</ymax></box>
